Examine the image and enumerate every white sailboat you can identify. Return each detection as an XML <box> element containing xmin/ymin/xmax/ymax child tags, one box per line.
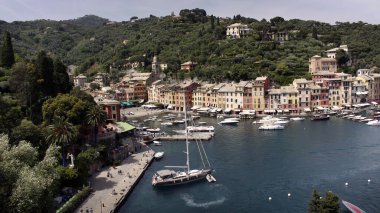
<box><xmin>152</xmin><ymin>98</ymin><xmax>214</xmax><ymax>187</ymax></box>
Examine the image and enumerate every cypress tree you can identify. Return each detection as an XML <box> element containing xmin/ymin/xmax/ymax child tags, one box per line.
<box><xmin>35</xmin><ymin>51</ymin><xmax>54</xmax><ymax>97</ymax></box>
<box><xmin>0</xmin><ymin>31</ymin><xmax>15</xmax><ymax>68</ymax></box>
<box><xmin>53</xmin><ymin>58</ymin><xmax>72</xmax><ymax>94</ymax></box>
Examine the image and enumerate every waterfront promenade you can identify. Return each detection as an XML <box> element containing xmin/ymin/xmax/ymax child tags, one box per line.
<box><xmin>76</xmin><ymin>144</ymin><xmax>154</xmax><ymax>213</ymax></box>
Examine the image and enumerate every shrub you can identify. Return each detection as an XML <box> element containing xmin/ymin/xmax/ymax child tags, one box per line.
<box><xmin>56</xmin><ymin>186</ymin><xmax>92</xmax><ymax>213</ymax></box>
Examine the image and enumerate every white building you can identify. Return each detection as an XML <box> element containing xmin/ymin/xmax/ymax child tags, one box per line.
<box><xmin>325</xmin><ymin>45</ymin><xmax>348</xmax><ymax>59</ymax></box>
<box><xmin>73</xmin><ymin>74</ymin><xmax>87</xmax><ymax>87</ymax></box>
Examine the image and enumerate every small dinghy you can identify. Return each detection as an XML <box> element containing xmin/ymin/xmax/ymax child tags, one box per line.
<box><xmin>206</xmin><ymin>174</ymin><xmax>216</xmax><ymax>183</ymax></box>
<box><xmin>154</xmin><ymin>152</ymin><xmax>164</xmax><ymax>159</ymax></box>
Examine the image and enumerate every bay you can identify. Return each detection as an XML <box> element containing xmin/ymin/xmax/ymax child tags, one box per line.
<box><xmin>120</xmin><ymin>116</ymin><xmax>380</xmax><ymax>212</ymax></box>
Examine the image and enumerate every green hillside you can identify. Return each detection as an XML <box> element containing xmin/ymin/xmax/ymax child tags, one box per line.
<box><xmin>1</xmin><ymin>9</ymin><xmax>380</xmax><ymax>84</ymax></box>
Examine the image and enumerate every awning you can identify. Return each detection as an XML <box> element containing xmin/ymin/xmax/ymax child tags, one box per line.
<box><xmin>332</xmin><ymin>106</ymin><xmax>342</xmax><ymax>111</ymax></box>
<box><xmin>233</xmin><ymin>109</ymin><xmax>241</xmax><ymax>112</ymax></box>
<box><xmin>264</xmin><ymin>109</ymin><xmax>275</xmax><ymax>113</ymax></box>
<box><xmin>304</xmin><ymin>107</ymin><xmax>311</xmax><ymax>112</ymax></box>
<box><xmin>239</xmin><ymin>110</ymin><xmax>255</xmax><ymax>115</ymax></box>
<box><xmin>371</xmin><ymin>102</ymin><xmax>378</xmax><ymax>105</ymax></box>
<box><xmin>142</xmin><ymin>104</ymin><xmax>158</xmax><ymax>109</ymax></box>
<box><xmin>197</xmin><ymin>107</ymin><xmax>210</xmax><ymax>112</ymax></box>
<box><xmin>316</xmin><ymin>106</ymin><xmax>324</xmax><ymax>110</ymax></box>
<box><xmin>356</xmin><ymin>91</ymin><xmax>369</xmax><ymax>95</ymax></box>
<box><xmin>116</xmin><ymin>122</ymin><xmax>135</xmax><ymax>133</ymax></box>
<box><xmin>283</xmin><ymin>109</ymin><xmax>290</xmax><ymax>113</ymax></box>
<box><xmin>191</xmin><ymin>106</ymin><xmax>200</xmax><ymax>110</ymax></box>
<box><xmin>277</xmin><ymin>109</ymin><xmax>283</xmax><ymax>113</ymax></box>
<box><xmin>167</xmin><ymin>105</ymin><xmax>174</xmax><ymax>109</ymax></box>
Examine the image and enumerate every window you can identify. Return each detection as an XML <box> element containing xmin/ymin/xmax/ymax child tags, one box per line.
<box><xmin>112</xmin><ymin>114</ymin><xmax>116</xmax><ymax>119</ymax></box>
<box><xmin>112</xmin><ymin>106</ymin><xmax>116</xmax><ymax>110</ymax></box>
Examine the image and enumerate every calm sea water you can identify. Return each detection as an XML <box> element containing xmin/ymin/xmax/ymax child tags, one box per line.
<box><xmin>120</xmin><ymin>116</ymin><xmax>380</xmax><ymax>212</ymax></box>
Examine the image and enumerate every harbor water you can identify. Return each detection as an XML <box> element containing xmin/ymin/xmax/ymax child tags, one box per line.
<box><xmin>120</xmin><ymin>116</ymin><xmax>380</xmax><ymax>212</ymax></box>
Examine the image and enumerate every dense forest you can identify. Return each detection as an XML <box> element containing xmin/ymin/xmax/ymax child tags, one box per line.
<box><xmin>1</xmin><ymin>9</ymin><xmax>380</xmax><ymax>86</ymax></box>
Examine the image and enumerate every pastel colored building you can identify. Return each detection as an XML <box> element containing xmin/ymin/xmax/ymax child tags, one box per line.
<box><xmin>293</xmin><ymin>78</ymin><xmax>311</xmax><ymax>111</ymax></box>
<box><xmin>269</xmin><ymin>86</ymin><xmax>299</xmax><ymax>113</ymax></box>
<box><xmin>252</xmin><ymin>79</ymin><xmax>266</xmax><ymax>114</ymax></box>
<box><xmin>335</xmin><ymin>73</ymin><xmax>352</xmax><ymax>106</ymax></box>
<box><xmin>370</xmin><ymin>74</ymin><xmax>380</xmax><ymax>102</ymax></box>
<box><xmin>242</xmin><ymin>82</ymin><xmax>253</xmax><ymax>110</ymax></box>
<box><xmin>309</xmin><ymin>55</ymin><xmax>337</xmax><ymax>74</ymax></box>
<box><xmin>322</xmin><ymin>78</ymin><xmax>342</xmax><ymax>107</ymax></box>
<box><xmin>96</xmin><ymin>98</ymin><xmax>121</xmax><ymax>121</ymax></box>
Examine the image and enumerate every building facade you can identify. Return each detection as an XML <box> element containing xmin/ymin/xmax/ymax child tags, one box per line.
<box><xmin>226</xmin><ymin>23</ymin><xmax>251</xmax><ymax>39</ymax></box>
<box><xmin>309</xmin><ymin>55</ymin><xmax>337</xmax><ymax>74</ymax></box>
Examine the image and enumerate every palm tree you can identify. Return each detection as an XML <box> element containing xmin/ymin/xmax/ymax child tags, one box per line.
<box><xmin>86</xmin><ymin>106</ymin><xmax>107</xmax><ymax>143</ymax></box>
<box><xmin>46</xmin><ymin>116</ymin><xmax>77</xmax><ymax>166</ymax></box>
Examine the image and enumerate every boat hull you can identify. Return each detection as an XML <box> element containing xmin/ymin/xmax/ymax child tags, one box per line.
<box><xmin>152</xmin><ymin>169</ymin><xmax>212</xmax><ymax>187</ymax></box>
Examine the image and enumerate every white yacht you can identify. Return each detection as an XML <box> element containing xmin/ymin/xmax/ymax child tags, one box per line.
<box><xmin>218</xmin><ymin>119</ymin><xmax>239</xmax><ymax>125</ymax></box>
<box><xmin>153</xmin><ymin>141</ymin><xmax>162</xmax><ymax>146</ymax></box>
<box><xmin>161</xmin><ymin>122</ymin><xmax>173</xmax><ymax>126</ymax></box>
<box><xmin>173</xmin><ymin>120</ymin><xmax>185</xmax><ymax>124</ymax></box>
<box><xmin>258</xmin><ymin>124</ymin><xmax>285</xmax><ymax>130</ymax></box>
<box><xmin>360</xmin><ymin>118</ymin><xmax>373</xmax><ymax>123</ymax></box>
<box><xmin>290</xmin><ymin>117</ymin><xmax>305</xmax><ymax>121</ymax></box>
<box><xmin>367</xmin><ymin>120</ymin><xmax>380</xmax><ymax>126</ymax></box>
<box><xmin>154</xmin><ymin>152</ymin><xmax>165</xmax><ymax>159</ymax></box>
<box><xmin>173</xmin><ymin>126</ymin><xmax>215</xmax><ymax>136</ymax></box>
<box><xmin>274</xmin><ymin>120</ymin><xmax>289</xmax><ymax>125</ymax></box>
<box><xmin>147</xmin><ymin>128</ymin><xmax>161</xmax><ymax>133</ymax></box>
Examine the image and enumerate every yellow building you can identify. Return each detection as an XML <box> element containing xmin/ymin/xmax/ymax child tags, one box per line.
<box><xmin>309</xmin><ymin>55</ymin><xmax>337</xmax><ymax>74</ymax></box>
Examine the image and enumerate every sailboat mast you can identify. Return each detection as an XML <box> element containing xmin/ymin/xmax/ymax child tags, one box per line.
<box><xmin>184</xmin><ymin>92</ymin><xmax>190</xmax><ymax>173</ymax></box>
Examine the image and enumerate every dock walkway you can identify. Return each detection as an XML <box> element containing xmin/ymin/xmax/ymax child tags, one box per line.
<box><xmin>75</xmin><ymin>144</ymin><xmax>154</xmax><ymax>213</ymax></box>
<box><xmin>156</xmin><ymin>134</ymin><xmax>213</xmax><ymax>141</ymax></box>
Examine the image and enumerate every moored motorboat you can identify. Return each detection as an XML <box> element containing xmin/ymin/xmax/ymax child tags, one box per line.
<box><xmin>173</xmin><ymin>120</ymin><xmax>185</xmax><ymax>124</ymax></box>
<box><xmin>310</xmin><ymin>114</ymin><xmax>330</xmax><ymax>121</ymax></box>
<box><xmin>274</xmin><ymin>120</ymin><xmax>289</xmax><ymax>125</ymax></box>
<box><xmin>258</xmin><ymin>124</ymin><xmax>285</xmax><ymax>130</ymax></box>
<box><xmin>218</xmin><ymin>119</ymin><xmax>239</xmax><ymax>125</ymax></box>
<box><xmin>147</xmin><ymin>128</ymin><xmax>161</xmax><ymax>133</ymax></box>
<box><xmin>154</xmin><ymin>152</ymin><xmax>165</xmax><ymax>159</ymax></box>
<box><xmin>366</xmin><ymin>120</ymin><xmax>380</xmax><ymax>126</ymax></box>
<box><xmin>153</xmin><ymin>140</ymin><xmax>162</xmax><ymax>146</ymax></box>
<box><xmin>173</xmin><ymin>126</ymin><xmax>215</xmax><ymax>136</ymax></box>
<box><xmin>161</xmin><ymin>122</ymin><xmax>173</xmax><ymax>126</ymax></box>
<box><xmin>290</xmin><ymin>117</ymin><xmax>305</xmax><ymax>121</ymax></box>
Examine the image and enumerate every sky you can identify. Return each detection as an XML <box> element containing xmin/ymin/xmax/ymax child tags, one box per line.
<box><xmin>0</xmin><ymin>0</ymin><xmax>380</xmax><ymax>24</ymax></box>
